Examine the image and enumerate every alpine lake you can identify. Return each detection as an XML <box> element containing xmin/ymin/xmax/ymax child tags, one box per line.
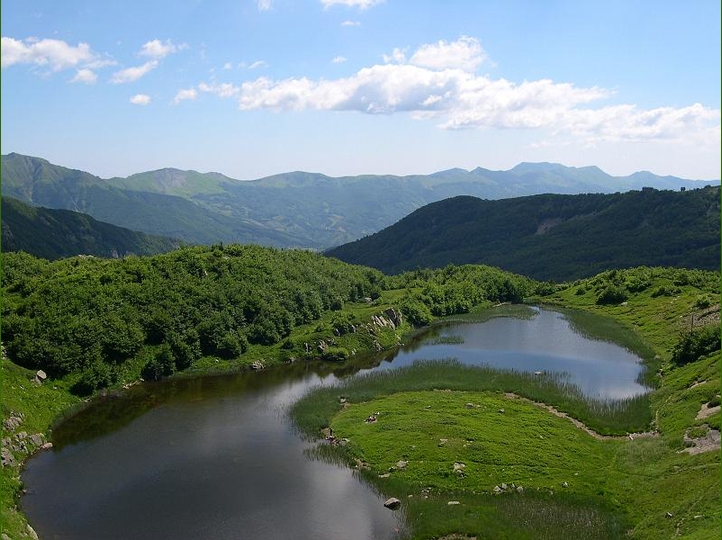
<box><xmin>21</xmin><ymin>306</ymin><xmax>650</xmax><ymax>539</ymax></box>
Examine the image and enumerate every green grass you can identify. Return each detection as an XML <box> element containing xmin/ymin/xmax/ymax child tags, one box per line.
<box><xmin>324</xmin><ymin>387</ymin><xmax>629</xmax><ymax>539</ymax></box>
<box><xmin>292</xmin><ymin>360</ymin><xmax>653</xmax><ymax>438</ymax></box>
<box><xmin>293</xmin><ymin>268</ymin><xmax>720</xmax><ymax>539</ymax></box>
<box><xmin>1</xmin><ymin>359</ymin><xmax>80</xmax><ymax>538</ymax></box>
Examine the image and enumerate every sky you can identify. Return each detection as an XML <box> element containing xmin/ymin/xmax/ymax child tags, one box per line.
<box><xmin>1</xmin><ymin>0</ymin><xmax>720</xmax><ymax>181</ymax></box>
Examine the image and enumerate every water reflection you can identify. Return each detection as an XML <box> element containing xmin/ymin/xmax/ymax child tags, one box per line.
<box><xmin>22</xmin><ymin>306</ymin><xmax>647</xmax><ymax>539</ymax></box>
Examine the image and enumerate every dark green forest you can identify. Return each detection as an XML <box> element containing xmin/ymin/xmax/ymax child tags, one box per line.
<box><xmin>1</xmin><ymin>246</ymin><xmax>532</xmax><ymax>395</ymax></box>
<box><xmin>326</xmin><ymin>186</ymin><xmax>721</xmax><ymax>281</ymax></box>
<box><xmin>1</xmin><ymin>197</ymin><xmax>180</xmax><ymax>260</ymax></box>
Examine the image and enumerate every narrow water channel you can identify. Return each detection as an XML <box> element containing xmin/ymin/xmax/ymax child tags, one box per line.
<box><xmin>21</xmin><ymin>307</ymin><xmax>649</xmax><ymax>539</ymax></box>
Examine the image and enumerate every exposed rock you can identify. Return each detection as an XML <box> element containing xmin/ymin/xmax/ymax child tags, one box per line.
<box><xmin>561</xmin><ymin>481</ymin><xmax>568</xmax><ymax>488</ymax></box>
<box><xmin>35</xmin><ymin>370</ymin><xmax>48</xmax><ymax>383</ymax></box>
<box><xmin>26</xmin><ymin>524</ymin><xmax>39</xmax><ymax>540</ymax></box>
<box><xmin>498</xmin><ymin>408</ymin><xmax>505</xmax><ymax>414</ymax></box>
<box><xmin>396</xmin><ymin>460</ymin><xmax>408</xmax><ymax>469</ymax></box>
<box><xmin>29</xmin><ymin>433</ymin><xmax>45</xmax><ymax>447</ymax></box>
<box><xmin>516</xmin><ymin>486</ymin><xmax>524</xmax><ymax>493</ymax></box>
<box><xmin>447</xmin><ymin>500</ymin><xmax>461</xmax><ymax>506</ymax></box>
<box><xmin>453</xmin><ymin>462</ymin><xmax>466</xmax><ymax>475</ymax></box>
<box><xmin>493</xmin><ymin>485</ymin><xmax>502</xmax><ymax>494</ymax></box>
<box><xmin>378</xmin><ymin>473</ymin><xmax>391</xmax><ymax>479</ymax></box>
<box><xmin>250</xmin><ymin>360</ymin><xmax>265</xmax><ymax>371</ymax></box>
<box><xmin>1</xmin><ymin>447</ymin><xmax>17</xmax><ymax>468</ymax></box>
<box><xmin>2</xmin><ymin>412</ymin><xmax>24</xmax><ymax>431</ymax></box>
<box><xmin>696</xmin><ymin>403</ymin><xmax>721</xmax><ymax>420</ymax></box>
<box><xmin>383</xmin><ymin>497</ymin><xmax>401</xmax><ymax>510</ymax></box>
<box><xmin>465</xmin><ymin>402</ymin><xmax>475</xmax><ymax>409</ymax></box>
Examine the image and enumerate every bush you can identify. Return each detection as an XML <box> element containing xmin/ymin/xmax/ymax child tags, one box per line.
<box><xmin>671</xmin><ymin>325</ymin><xmax>721</xmax><ymax>366</ymax></box>
<box><xmin>596</xmin><ymin>285</ymin><xmax>629</xmax><ymax>305</ymax></box>
<box><xmin>141</xmin><ymin>345</ymin><xmax>176</xmax><ymax>381</ymax></box>
<box><xmin>71</xmin><ymin>361</ymin><xmax>114</xmax><ymax>396</ymax></box>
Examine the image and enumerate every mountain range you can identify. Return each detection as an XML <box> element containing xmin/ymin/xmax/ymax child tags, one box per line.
<box><xmin>326</xmin><ymin>186</ymin><xmax>721</xmax><ymax>281</ymax></box>
<box><xmin>2</xmin><ymin>153</ymin><xmax>718</xmax><ymax>250</ymax></box>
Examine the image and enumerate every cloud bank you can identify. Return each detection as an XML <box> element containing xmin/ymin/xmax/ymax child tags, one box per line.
<box><xmin>179</xmin><ymin>36</ymin><xmax>718</xmax><ymax>145</ymax></box>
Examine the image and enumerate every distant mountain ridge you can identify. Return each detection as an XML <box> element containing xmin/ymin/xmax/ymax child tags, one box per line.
<box><xmin>1</xmin><ymin>197</ymin><xmax>180</xmax><ymax>260</ymax></box>
<box><xmin>326</xmin><ymin>187</ymin><xmax>721</xmax><ymax>281</ymax></box>
<box><xmin>2</xmin><ymin>152</ymin><xmax>718</xmax><ymax>250</ymax></box>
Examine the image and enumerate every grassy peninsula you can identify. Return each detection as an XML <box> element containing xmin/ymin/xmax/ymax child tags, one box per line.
<box><xmin>292</xmin><ymin>267</ymin><xmax>720</xmax><ymax>539</ymax></box>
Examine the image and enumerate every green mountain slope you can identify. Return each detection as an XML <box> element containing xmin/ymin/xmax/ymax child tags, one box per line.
<box><xmin>3</xmin><ymin>153</ymin><xmax>716</xmax><ymax>249</ymax></box>
<box><xmin>326</xmin><ymin>186</ymin><xmax>721</xmax><ymax>281</ymax></box>
<box><xmin>1</xmin><ymin>197</ymin><xmax>181</xmax><ymax>260</ymax></box>
<box><xmin>1</xmin><ymin>153</ymin><xmax>318</xmax><ymax>248</ymax></box>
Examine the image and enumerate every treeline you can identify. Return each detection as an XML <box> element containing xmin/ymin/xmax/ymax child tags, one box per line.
<box><xmin>1</xmin><ymin>197</ymin><xmax>180</xmax><ymax>260</ymax></box>
<box><xmin>1</xmin><ymin>246</ymin><xmax>534</xmax><ymax>395</ymax></box>
<box><xmin>327</xmin><ymin>186</ymin><xmax>721</xmax><ymax>281</ymax></box>
<box><xmin>1</xmin><ymin>246</ymin><xmax>382</xmax><ymax>392</ymax></box>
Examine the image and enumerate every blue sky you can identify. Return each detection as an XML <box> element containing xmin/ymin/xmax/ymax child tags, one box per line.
<box><xmin>2</xmin><ymin>0</ymin><xmax>720</xmax><ymax>180</ymax></box>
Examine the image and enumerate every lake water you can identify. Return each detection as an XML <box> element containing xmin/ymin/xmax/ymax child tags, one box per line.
<box><xmin>21</xmin><ymin>307</ymin><xmax>648</xmax><ymax>539</ymax></box>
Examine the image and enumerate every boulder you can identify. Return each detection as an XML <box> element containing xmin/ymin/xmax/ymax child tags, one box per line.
<box><xmin>383</xmin><ymin>497</ymin><xmax>401</xmax><ymax>510</ymax></box>
<box><xmin>35</xmin><ymin>370</ymin><xmax>48</xmax><ymax>382</ymax></box>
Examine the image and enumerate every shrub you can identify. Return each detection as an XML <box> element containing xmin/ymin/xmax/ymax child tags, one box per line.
<box><xmin>596</xmin><ymin>285</ymin><xmax>628</xmax><ymax>305</ymax></box>
<box><xmin>671</xmin><ymin>325</ymin><xmax>721</xmax><ymax>366</ymax></box>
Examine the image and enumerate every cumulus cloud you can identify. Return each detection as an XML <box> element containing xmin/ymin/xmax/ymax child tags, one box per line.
<box><xmin>130</xmin><ymin>94</ymin><xmax>151</xmax><ymax>105</ymax></box>
<box><xmin>1</xmin><ymin>36</ymin><xmax>97</xmax><ymax>71</ymax></box>
<box><xmin>71</xmin><ymin>68</ymin><xmax>97</xmax><ymax>84</ymax></box>
<box><xmin>321</xmin><ymin>0</ymin><xmax>384</xmax><ymax>8</ymax></box>
<box><xmin>409</xmin><ymin>35</ymin><xmax>486</xmax><ymax>72</ymax></box>
<box><xmin>173</xmin><ymin>87</ymin><xmax>198</xmax><ymax>104</ymax></box>
<box><xmin>258</xmin><ymin>0</ymin><xmax>272</xmax><ymax>11</ymax></box>
<box><xmin>193</xmin><ymin>35</ymin><xmax>719</xmax><ymax>144</ymax></box>
<box><xmin>110</xmin><ymin>60</ymin><xmax>158</xmax><ymax>83</ymax></box>
<box><xmin>332</xmin><ymin>56</ymin><xmax>347</xmax><ymax>64</ymax></box>
<box><xmin>139</xmin><ymin>39</ymin><xmax>180</xmax><ymax>59</ymax></box>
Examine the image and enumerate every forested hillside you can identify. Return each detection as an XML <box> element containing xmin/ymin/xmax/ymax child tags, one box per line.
<box><xmin>3</xmin><ymin>153</ymin><xmax>717</xmax><ymax>249</ymax></box>
<box><xmin>0</xmin><ymin>246</ymin><xmax>531</xmax><ymax>395</ymax></box>
<box><xmin>327</xmin><ymin>186</ymin><xmax>721</xmax><ymax>281</ymax></box>
<box><xmin>1</xmin><ymin>197</ymin><xmax>180</xmax><ymax>260</ymax></box>
<box><xmin>1</xmin><ymin>153</ymin><xmax>315</xmax><ymax>248</ymax></box>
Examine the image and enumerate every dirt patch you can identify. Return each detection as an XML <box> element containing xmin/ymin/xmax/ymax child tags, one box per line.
<box><xmin>696</xmin><ymin>403</ymin><xmax>721</xmax><ymax>420</ymax></box>
<box><xmin>680</xmin><ymin>427</ymin><xmax>721</xmax><ymax>455</ymax></box>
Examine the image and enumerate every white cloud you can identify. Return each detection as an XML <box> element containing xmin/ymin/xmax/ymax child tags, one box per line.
<box><xmin>71</xmin><ymin>68</ymin><xmax>97</xmax><ymax>84</ymax></box>
<box><xmin>382</xmin><ymin>47</ymin><xmax>406</xmax><ymax>64</ymax></box>
<box><xmin>1</xmin><ymin>37</ymin><xmax>97</xmax><ymax>71</ymax></box>
<box><xmin>258</xmin><ymin>0</ymin><xmax>272</xmax><ymax>11</ymax></box>
<box><xmin>198</xmin><ymin>82</ymin><xmax>239</xmax><ymax>98</ymax></box>
<box><xmin>110</xmin><ymin>60</ymin><xmax>158</xmax><ymax>83</ymax></box>
<box><xmin>130</xmin><ymin>94</ymin><xmax>151</xmax><ymax>105</ymax></box>
<box><xmin>223</xmin><ymin>62</ymin><xmax>233</xmax><ymax>70</ymax></box>
<box><xmin>321</xmin><ymin>0</ymin><xmax>384</xmax><ymax>8</ymax></box>
<box><xmin>139</xmin><ymin>39</ymin><xmax>178</xmax><ymax>59</ymax></box>
<box><xmin>173</xmin><ymin>87</ymin><xmax>198</xmax><ymax>104</ymax></box>
<box><xmin>182</xmin><ymin>35</ymin><xmax>718</xmax><ymax>147</ymax></box>
<box><xmin>409</xmin><ymin>35</ymin><xmax>486</xmax><ymax>72</ymax></box>
<box><xmin>341</xmin><ymin>20</ymin><xmax>361</xmax><ymax>26</ymax></box>
<box><xmin>332</xmin><ymin>56</ymin><xmax>347</xmax><ymax>64</ymax></box>
<box><xmin>248</xmin><ymin>60</ymin><xmax>268</xmax><ymax>70</ymax></box>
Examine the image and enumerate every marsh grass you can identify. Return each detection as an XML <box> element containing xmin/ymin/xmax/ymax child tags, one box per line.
<box><xmin>293</xmin><ymin>362</ymin><xmax>635</xmax><ymax>539</ymax></box>
<box><xmin>292</xmin><ymin>359</ymin><xmax>652</xmax><ymax>438</ymax></box>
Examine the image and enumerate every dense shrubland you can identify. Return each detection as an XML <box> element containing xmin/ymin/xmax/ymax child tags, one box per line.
<box><xmin>1</xmin><ymin>247</ymin><xmax>533</xmax><ymax>395</ymax></box>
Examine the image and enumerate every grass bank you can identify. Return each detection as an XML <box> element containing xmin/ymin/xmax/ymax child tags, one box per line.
<box><xmin>292</xmin><ymin>267</ymin><xmax>720</xmax><ymax>539</ymax></box>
